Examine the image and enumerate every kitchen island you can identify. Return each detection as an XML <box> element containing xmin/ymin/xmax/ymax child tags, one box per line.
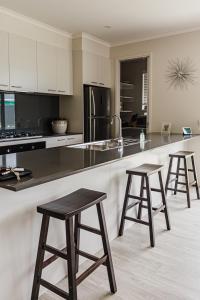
<box><xmin>0</xmin><ymin>133</ymin><xmax>199</xmax><ymax>300</ymax></box>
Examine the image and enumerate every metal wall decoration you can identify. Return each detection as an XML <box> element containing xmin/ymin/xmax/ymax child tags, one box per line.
<box><xmin>166</xmin><ymin>57</ymin><xmax>196</xmax><ymax>89</ymax></box>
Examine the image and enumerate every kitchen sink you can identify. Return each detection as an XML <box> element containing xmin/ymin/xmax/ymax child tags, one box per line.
<box><xmin>68</xmin><ymin>138</ymin><xmax>150</xmax><ymax>151</ymax></box>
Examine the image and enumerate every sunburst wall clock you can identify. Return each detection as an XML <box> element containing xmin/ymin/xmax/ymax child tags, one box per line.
<box><xmin>166</xmin><ymin>57</ymin><xmax>197</xmax><ymax>89</ymax></box>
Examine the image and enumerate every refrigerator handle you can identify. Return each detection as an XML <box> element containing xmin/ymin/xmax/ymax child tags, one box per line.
<box><xmin>89</xmin><ymin>87</ymin><xmax>92</xmax><ymax>141</ymax></box>
<box><xmin>91</xmin><ymin>88</ymin><xmax>96</xmax><ymax>141</ymax></box>
<box><xmin>93</xmin><ymin>119</ymin><xmax>96</xmax><ymax>140</ymax></box>
<box><xmin>91</xmin><ymin>89</ymin><xmax>96</xmax><ymax>116</ymax></box>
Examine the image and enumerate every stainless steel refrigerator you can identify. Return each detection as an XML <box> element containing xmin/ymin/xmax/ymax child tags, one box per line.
<box><xmin>84</xmin><ymin>85</ymin><xmax>111</xmax><ymax>142</ymax></box>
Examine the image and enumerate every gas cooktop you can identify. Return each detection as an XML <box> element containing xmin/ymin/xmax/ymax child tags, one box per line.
<box><xmin>0</xmin><ymin>131</ymin><xmax>43</xmax><ymax>142</ymax></box>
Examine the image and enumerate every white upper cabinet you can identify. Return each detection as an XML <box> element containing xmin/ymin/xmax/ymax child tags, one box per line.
<box><xmin>83</xmin><ymin>52</ymin><xmax>99</xmax><ymax>85</ymax></box>
<box><xmin>57</xmin><ymin>48</ymin><xmax>73</xmax><ymax>95</ymax></box>
<box><xmin>98</xmin><ymin>56</ymin><xmax>111</xmax><ymax>87</ymax></box>
<box><xmin>0</xmin><ymin>31</ymin><xmax>9</xmax><ymax>90</ymax></box>
<box><xmin>9</xmin><ymin>34</ymin><xmax>37</xmax><ymax>92</ymax></box>
<box><xmin>37</xmin><ymin>42</ymin><xmax>73</xmax><ymax>95</ymax></box>
<box><xmin>83</xmin><ymin>51</ymin><xmax>111</xmax><ymax>87</ymax></box>
<box><xmin>37</xmin><ymin>42</ymin><xmax>57</xmax><ymax>94</ymax></box>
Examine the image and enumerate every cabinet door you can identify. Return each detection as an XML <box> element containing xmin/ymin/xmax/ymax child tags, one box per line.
<box><xmin>37</xmin><ymin>42</ymin><xmax>57</xmax><ymax>94</ymax></box>
<box><xmin>57</xmin><ymin>48</ymin><xmax>73</xmax><ymax>95</ymax></box>
<box><xmin>83</xmin><ymin>52</ymin><xmax>99</xmax><ymax>85</ymax></box>
<box><xmin>0</xmin><ymin>31</ymin><xmax>9</xmax><ymax>90</ymax></box>
<box><xmin>98</xmin><ymin>56</ymin><xmax>111</xmax><ymax>87</ymax></box>
<box><xmin>9</xmin><ymin>34</ymin><xmax>37</xmax><ymax>92</ymax></box>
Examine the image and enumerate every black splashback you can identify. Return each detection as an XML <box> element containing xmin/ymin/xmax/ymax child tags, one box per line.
<box><xmin>0</xmin><ymin>92</ymin><xmax>59</xmax><ymax>134</ymax></box>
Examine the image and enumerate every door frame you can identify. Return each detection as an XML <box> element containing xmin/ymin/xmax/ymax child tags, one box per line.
<box><xmin>114</xmin><ymin>52</ymin><xmax>152</xmax><ymax>133</ymax></box>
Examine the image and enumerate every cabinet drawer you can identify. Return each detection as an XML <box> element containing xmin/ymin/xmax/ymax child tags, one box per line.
<box><xmin>45</xmin><ymin>135</ymin><xmax>83</xmax><ymax>148</ymax></box>
<box><xmin>66</xmin><ymin>135</ymin><xmax>83</xmax><ymax>145</ymax></box>
<box><xmin>45</xmin><ymin>137</ymin><xmax>68</xmax><ymax>148</ymax></box>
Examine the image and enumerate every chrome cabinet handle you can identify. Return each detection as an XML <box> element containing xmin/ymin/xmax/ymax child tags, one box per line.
<box><xmin>11</xmin><ymin>85</ymin><xmax>22</xmax><ymax>88</ymax></box>
<box><xmin>57</xmin><ymin>138</ymin><xmax>65</xmax><ymax>142</ymax></box>
<box><xmin>58</xmin><ymin>90</ymin><xmax>66</xmax><ymax>93</ymax></box>
<box><xmin>48</xmin><ymin>89</ymin><xmax>57</xmax><ymax>92</ymax></box>
<box><xmin>0</xmin><ymin>84</ymin><xmax>8</xmax><ymax>87</ymax></box>
<box><xmin>91</xmin><ymin>81</ymin><xmax>97</xmax><ymax>84</ymax></box>
<box><xmin>99</xmin><ymin>82</ymin><xmax>104</xmax><ymax>85</ymax></box>
<box><xmin>67</xmin><ymin>137</ymin><xmax>75</xmax><ymax>140</ymax></box>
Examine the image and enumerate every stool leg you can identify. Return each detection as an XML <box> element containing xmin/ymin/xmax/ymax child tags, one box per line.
<box><xmin>165</xmin><ymin>157</ymin><xmax>173</xmax><ymax>194</ymax></box>
<box><xmin>119</xmin><ymin>174</ymin><xmax>132</xmax><ymax>236</ymax></box>
<box><xmin>97</xmin><ymin>202</ymin><xmax>117</xmax><ymax>294</ymax></box>
<box><xmin>184</xmin><ymin>157</ymin><xmax>191</xmax><ymax>208</ymax></box>
<box><xmin>137</xmin><ymin>175</ymin><xmax>145</xmax><ymax>219</ymax></box>
<box><xmin>31</xmin><ymin>215</ymin><xmax>50</xmax><ymax>300</ymax></box>
<box><xmin>174</xmin><ymin>157</ymin><xmax>180</xmax><ymax>195</ymax></box>
<box><xmin>191</xmin><ymin>155</ymin><xmax>200</xmax><ymax>199</ymax></box>
<box><xmin>158</xmin><ymin>171</ymin><xmax>171</xmax><ymax>230</ymax></box>
<box><xmin>74</xmin><ymin>213</ymin><xmax>81</xmax><ymax>273</ymax></box>
<box><xmin>66</xmin><ymin>218</ymin><xmax>77</xmax><ymax>300</ymax></box>
<box><xmin>146</xmin><ymin>176</ymin><xmax>155</xmax><ymax>247</ymax></box>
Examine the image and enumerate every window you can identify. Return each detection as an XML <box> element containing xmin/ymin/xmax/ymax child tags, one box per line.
<box><xmin>142</xmin><ymin>72</ymin><xmax>148</xmax><ymax>111</ymax></box>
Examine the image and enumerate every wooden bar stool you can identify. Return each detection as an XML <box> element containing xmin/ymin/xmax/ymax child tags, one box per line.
<box><xmin>31</xmin><ymin>188</ymin><xmax>117</xmax><ymax>300</ymax></box>
<box><xmin>165</xmin><ymin>151</ymin><xmax>200</xmax><ymax>208</ymax></box>
<box><xmin>119</xmin><ymin>164</ymin><xmax>171</xmax><ymax>247</ymax></box>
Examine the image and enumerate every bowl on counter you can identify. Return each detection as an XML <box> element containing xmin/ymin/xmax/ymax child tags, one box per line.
<box><xmin>52</xmin><ymin>120</ymin><xmax>68</xmax><ymax>134</ymax></box>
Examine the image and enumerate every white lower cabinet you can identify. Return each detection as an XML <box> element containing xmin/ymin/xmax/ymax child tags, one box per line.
<box><xmin>45</xmin><ymin>134</ymin><xmax>83</xmax><ymax>148</ymax></box>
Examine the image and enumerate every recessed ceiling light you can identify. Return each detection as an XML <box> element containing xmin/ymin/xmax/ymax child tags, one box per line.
<box><xmin>104</xmin><ymin>25</ymin><xmax>112</xmax><ymax>29</ymax></box>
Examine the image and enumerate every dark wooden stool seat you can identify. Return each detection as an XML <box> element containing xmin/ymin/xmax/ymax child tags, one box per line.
<box><xmin>31</xmin><ymin>188</ymin><xmax>117</xmax><ymax>300</ymax></box>
<box><xmin>165</xmin><ymin>151</ymin><xmax>199</xmax><ymax>208</ymax></box>
<box><xmin>37</xmin><ymin>188</ymin><xmax>106</xmax><ymax>219</ymax></box>
<box><xmin>119</xmin><ymin>164</ymin><xmax>170</xmax><ymax>247</ymax></box>
<box><xmin>127</xmin><ymin>163</ymin><xmax>164</xmax><ymax>176</ymax></box>
<box><xmin>169</xmin><ymin>151</ymin><xmax>194</xmax><ymax>158</ymax></box>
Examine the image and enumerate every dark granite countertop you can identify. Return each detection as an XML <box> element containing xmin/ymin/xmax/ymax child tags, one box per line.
<box><xmin>0</xmin><ymin>133</ymin><xmax>196</xmax><ymax>191</ymax></box>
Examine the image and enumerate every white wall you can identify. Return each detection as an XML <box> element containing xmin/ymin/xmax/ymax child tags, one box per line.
<box><xmin>111</xmin><ymin>30</ymin><xmax>200</xmax><ymax>134</ymax></box>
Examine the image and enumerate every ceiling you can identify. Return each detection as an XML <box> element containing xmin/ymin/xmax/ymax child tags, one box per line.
<box><xmin>1</xmin><ymin>0</ymin><xmax>200</xmax><ymax>45</ymax></box>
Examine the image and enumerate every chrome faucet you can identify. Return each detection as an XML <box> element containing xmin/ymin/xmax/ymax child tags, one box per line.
<box><xmin>111</xmin><ymin>114</ymin><xmax>123</xmax><ymax>146</ymax></box>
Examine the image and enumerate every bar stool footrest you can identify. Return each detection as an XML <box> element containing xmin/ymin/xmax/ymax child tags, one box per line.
<box><xmin>169</xmin><ymin>172</ymin><xmax>186</xmax><ymax>176</ymax></box>
<box><xmin>76</xmin><ymin>255</ymin><xmax>107</xmax><ymax>286</ymax></box>
<box><xmin>152</xmin><ymin>205</ymin><xmax>165</xmax><ymax>217</ymax></box>
<box><xmin>77</xmin><ymin>249</ymin><xmax>107</xmax><ymax>266</ymax></box>
<box><xmin>44</xmin><ymin>245</ymin><xmax>68</xmax><ymax>260</ymax></box>
<box><xmin>40</xmin><ymin>278</ymin><xmax>69</xmax><ymax>299</ymax></box>
<box><xmin>141</xmin><ymin>204</ymin><xmax>165</xmax><ymax>213</ymax></box>
<box><xmin>43</xmin><ymin>247</ymin><xmax>67</xmax><ymax>269</ymax></box>
<box><xmin>124</xmin><ymin>215</ymin><xmax>149</xmax><ymax>226</ymax></box>
<box><xmin>127</xmin><ymin>194</ymin><xmax>148</xmax><ymax>201</ymax></box>
<box><xmin>127</xmin><ymin>200</ymin><xmax>140</xmax><ymax>210</ymax></box>
<box><xmin>78</xmin><ymin>223</ymin><xmax>101</xmax><ymax>235</ymax></box>
<box><xmin>166</xmin><ymin>187</ymin><xmax>187</xmax><ymax>193</ymax></box>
